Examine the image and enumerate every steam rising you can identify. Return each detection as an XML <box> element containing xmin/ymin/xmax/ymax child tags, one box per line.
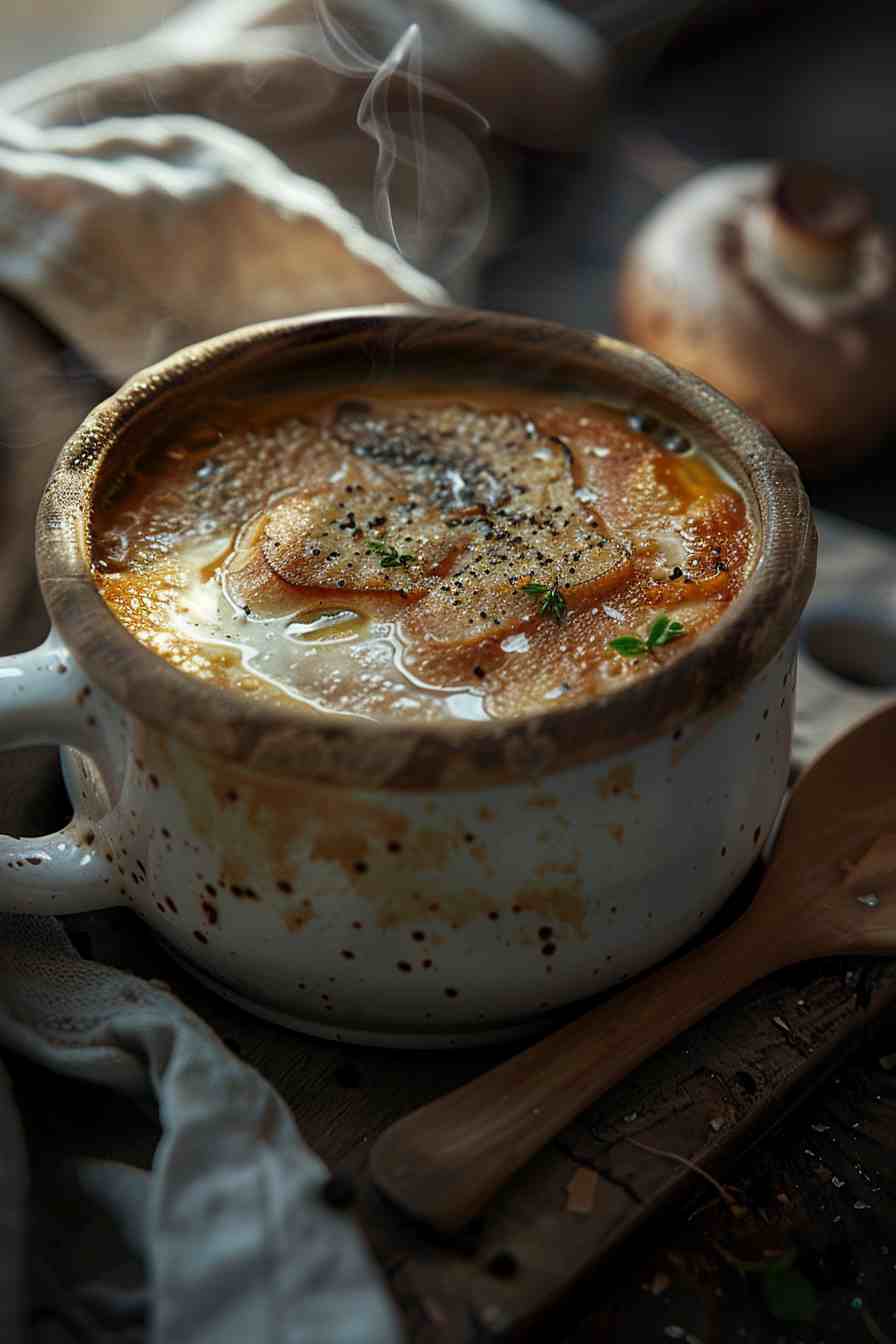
<box><xmin>358</xmin><ymin>23</ymin><xmax>425</xmax><ymax>256</ymax></box>
<box><xmin>311</xmin><ymin>0</ymin><xmax>491</xmax><ymax>275</ymax></box>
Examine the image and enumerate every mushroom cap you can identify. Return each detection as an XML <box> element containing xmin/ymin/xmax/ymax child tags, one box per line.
<box><xmin>617</xmin><ymin>162</ymin><xmax>896</xmax><ymax>479</ymax></box>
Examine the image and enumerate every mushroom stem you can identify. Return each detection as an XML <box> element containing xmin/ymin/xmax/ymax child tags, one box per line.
<box><xmin>769</xmin><ymin>163</ymin><xmax>871</xmax><ymax>290</ymax></box>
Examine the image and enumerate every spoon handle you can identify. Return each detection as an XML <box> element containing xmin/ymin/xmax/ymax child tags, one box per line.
<box><xmin>370</xmin><ymin>910</ymin><xmax>787</xmax><ymax>1233</ymax></box>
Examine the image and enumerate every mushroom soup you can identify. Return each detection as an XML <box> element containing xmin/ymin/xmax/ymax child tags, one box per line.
<box><xmin>92</xmin><ymin>388</ymin><xmax>755</xmax><ymax>723</ymax></box>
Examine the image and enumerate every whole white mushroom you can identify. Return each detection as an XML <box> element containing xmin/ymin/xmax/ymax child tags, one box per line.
<box><xmin>618</xmin><ymin>162</ymin><xmax>896</xmax><ymax>479</ymax></box>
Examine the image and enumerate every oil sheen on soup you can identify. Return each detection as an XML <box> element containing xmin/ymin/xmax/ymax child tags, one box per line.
<box><xmin>91</xmin><ymin>391</ymin><xmax>755</xmax><ymax>723</ymax></box>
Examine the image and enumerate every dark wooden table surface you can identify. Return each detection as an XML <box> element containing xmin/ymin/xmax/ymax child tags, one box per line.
<box><xmin>2</xmin><ymin>2</ymin><xmax>896</xmax><ymax>1341</ymax></box>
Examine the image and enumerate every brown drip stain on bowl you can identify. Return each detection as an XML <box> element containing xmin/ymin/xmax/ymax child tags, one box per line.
<box><xmin>283</xmin><ymin>901</ymin><xmax>315</xmax><ymax>933</ymax></box>
<box><xmin>597</xmin><ymin>763</ymin><xmax>639</xmax><ymax>800</ymax></box>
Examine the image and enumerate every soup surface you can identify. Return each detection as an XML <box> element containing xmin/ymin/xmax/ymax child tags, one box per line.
<box><xmin>91</xmin><ymin>389</ymin><xmax>755</xmax><ymax>722</ymax></box>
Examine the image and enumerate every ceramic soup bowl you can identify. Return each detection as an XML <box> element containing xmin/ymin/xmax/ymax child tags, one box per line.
<box><xmin>0</xmin><ymin>308</ymin><xmax>815</xmax><ymax>1046</ymax></box>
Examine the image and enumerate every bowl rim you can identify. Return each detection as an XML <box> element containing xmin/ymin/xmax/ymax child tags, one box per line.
<box><xmin>36</xmin><ymin>304</ymin><xmax>816</xmax><ymax>789</ymax></box>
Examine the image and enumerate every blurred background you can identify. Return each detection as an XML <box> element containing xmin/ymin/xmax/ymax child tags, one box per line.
<box><xmin>3</xmin><ymin>0</ymin><xmax>896</xmax><ymax>528</ymax></box>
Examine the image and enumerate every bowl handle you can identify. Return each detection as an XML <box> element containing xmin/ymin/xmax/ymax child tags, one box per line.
<box><xmin>0</xmin><ymin>634</ymin><xmax>117</xmax><ymax>912</ymax></box>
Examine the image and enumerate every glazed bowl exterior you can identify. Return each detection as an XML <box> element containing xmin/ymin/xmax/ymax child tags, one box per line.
<box><xmin>0</xmin><ymin>308</ymin><xmax>815</xmax><ymax>1046</ymax></box>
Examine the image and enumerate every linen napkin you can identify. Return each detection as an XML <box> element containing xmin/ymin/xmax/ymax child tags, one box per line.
<box><xmin>0</xmin><ymin>916</ymin><xmax>400</xmax><ymax>1344</ymax></box>
<box><xmin>0</xmin><ymin>1</ymin><xmax>607</xmax><ymax>1340</ymax></box>
<box><xmin>0</xmin><ymin>0</ymin><xmax>606</xmax><ymax>384</ymax></box>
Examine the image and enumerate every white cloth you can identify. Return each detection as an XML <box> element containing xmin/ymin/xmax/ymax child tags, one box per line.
<box><xmin>0</xmin><ymin>0</ymin><xmax>605</xmax><ymax>384</ymax></box>
<box><xmin>0</xmin><ymin>916</ymin><xmax>402</xmax><ymax>1344</ymax></box>
<box><xmin>0</xmin><ymin>109</ymin><xmax>447</xmax><ymax>387</ymax></box>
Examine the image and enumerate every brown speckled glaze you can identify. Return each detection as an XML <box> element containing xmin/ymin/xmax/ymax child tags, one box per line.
<box><xmin>0</xmin><ymin>308</ymin><xmax>816</xmax><ymax>1046</ymax></box>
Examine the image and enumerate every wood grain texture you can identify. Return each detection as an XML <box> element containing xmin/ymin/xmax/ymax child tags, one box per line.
<box><xmin>370</xmin><ymin>699</ymin><xmax>896</xmax><ymax>1233</ymax></box>
<box><xmin>370</xmin><ymin>915</ymin><xmax>783</xmax><ymax>1233</ymax></box>
<box><xmin>61</xmin><ymin>903</ymin><xmax>896</xmax><ymax>1343</ymax></box>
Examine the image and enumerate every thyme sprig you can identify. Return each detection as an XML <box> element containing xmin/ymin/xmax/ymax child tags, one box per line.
<box><xmin>523</xmin><ymin>580</ymin><xmax>567</xmax><ymax>624</ymax></box>
<box><xmin>367</xmin><ymin>539</ymin><xmax>416</xmax><ymax>569</ymax></box>
<box><xmin>609</xmin><ymin>613</ymin><xmax>685</xmax><ymax>657</ymax></box>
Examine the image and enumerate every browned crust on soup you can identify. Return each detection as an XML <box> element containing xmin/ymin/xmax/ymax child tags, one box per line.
<box><xmin>36</xmin><ymin>307</ymin><xmax>816</xmax><ymax>789</ymax></box>
<box><xmin>89</xmin><ymin>392</ymin><xmax>753</xmax><ymax>721</ymax></box>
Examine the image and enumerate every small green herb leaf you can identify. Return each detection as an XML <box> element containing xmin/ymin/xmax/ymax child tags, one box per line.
<box><xmin>608</xmin><ymin>636</ymin><xmax>648</xmax><ymax>657</ymax></box>
<box><xmin>609</xmin><ymin>613</ymin><xmax>687</xmax><ymax>658</ymax></box>
<box><xmin>523</xmin><ymin>580</ymin><xmax>567</xmax><ymax>624</ymax></box>
<box><xmin>646</xmin><ymin>614</ymin><xmax>671</xmax><ymax>647</ymax></box>
<box><xmin>367</xmin><ymin>540</ymin><xmax>415</xmax><ymax>569</ymax></box>
<box><xmin>648</xmin><ymin>614</ymin><xmax>686</xmax><ymax>648</ymax></box>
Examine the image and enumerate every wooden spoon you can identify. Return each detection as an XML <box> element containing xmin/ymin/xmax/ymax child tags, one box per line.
<box><xmin>370</xmin><ymin>702</ymin><xmax>896</xmax><ymax>1234</ymax></box>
